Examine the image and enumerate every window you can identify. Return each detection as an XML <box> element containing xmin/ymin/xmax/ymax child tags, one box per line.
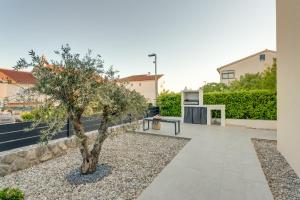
<box><xmin>221</xmin><ymin>70</ymin><xmax>235</xmax><ymax>79</ymax></box>
<box><xmin>259</xmin><ymin>54</ymin><xmax>266</xmax><ymax>61</ymax></box>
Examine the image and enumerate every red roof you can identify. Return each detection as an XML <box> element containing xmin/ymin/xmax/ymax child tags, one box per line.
<box><xmin>0</xmin><ymin>68</ymin><xmax>36</xmax><ymax>84</ymax></box>
<box><xmin>119</xmin><ymin>74</ymin><xmax>163</xmax><ymax>82</ymax></box>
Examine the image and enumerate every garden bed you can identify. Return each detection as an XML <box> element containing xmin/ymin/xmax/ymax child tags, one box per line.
<box><xmin>252</xmin><ymin>138</ymin><xmax>300</xmax><ymax>200</ymax></box>
<box><xmin>0</xmin><ymin>132</ymin><xmax>189</xmax><ymax>200</ymax></box>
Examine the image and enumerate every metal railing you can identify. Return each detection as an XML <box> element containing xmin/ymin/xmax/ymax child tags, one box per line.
<box><xmin>0</xmin><ymin>116</ymin><xmax>102</xmax><ymax>152</ymax></box>
<box><xmin>0</xmin><ymin>107</ymin><xmax>159</xmax><ymax>152</ymax></box>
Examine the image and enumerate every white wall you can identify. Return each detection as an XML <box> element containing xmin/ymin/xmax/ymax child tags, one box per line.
<box><xmin>277</xmin><ymin>0</ymin><xmax>300</xmax><ymax>176</ymax></box>
<box><xmin>126</xmin><ymin>78</ymin><xmax>165</xmax><ymax>104</ymax></box>
<box><xmin>128</xmin><ymin>80</ymin><xmax>156</xmax><ymax>103</ymax></box>
<box><xmin>225</xmin><ymin>119</ymin><xmax>277</xmax><ymax>130</ymax></box>
<box><xmin>0</xmin><ymin>83</ymin><xmax>33</xmax><ymax>99</ymax></box>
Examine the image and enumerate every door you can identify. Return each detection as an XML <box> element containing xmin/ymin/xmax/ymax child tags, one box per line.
<box><xmin>184</xmin><ymin>107</ymin><xmax>193</xmax><ymax>123</ymax></box>
<box><xmin>199</xmin><ymin>107</ymin><xmax>207</xmax><ymax>124</ymax></box>
<box><xmin>192</xmin><ymin>107</ymin><xmax>201</xmax><ymax>124</ymax></box>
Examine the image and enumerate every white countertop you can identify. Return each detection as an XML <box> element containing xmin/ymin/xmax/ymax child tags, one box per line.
<box><xmin>182</xmin><ymin>104</ymin><xmax>225</xmax><ymax>109</ymax></box>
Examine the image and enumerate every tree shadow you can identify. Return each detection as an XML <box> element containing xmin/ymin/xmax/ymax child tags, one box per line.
<box><xmin>66</xmin><ymin>164</ymin><xmax>112</xmax><ymax>185</ymax></box>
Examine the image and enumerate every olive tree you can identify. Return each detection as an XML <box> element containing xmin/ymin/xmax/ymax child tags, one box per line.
<box><xmin>15</xmin><ymin>45</ymin><xmax>147</xmax><ymax>174</ymax></box>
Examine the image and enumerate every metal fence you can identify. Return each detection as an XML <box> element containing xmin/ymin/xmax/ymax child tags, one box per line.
<box><xmin>0</xmin><ymin>116</ymin><xmax>100</xmax><ymax>152</ymax></box>
<box><xmin>0</xmin><ymin>107</ymin><xmax>160</xmax><ymax>152</ymax></box>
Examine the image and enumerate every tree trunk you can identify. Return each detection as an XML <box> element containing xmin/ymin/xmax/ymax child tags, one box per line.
<box><xmin>80</xmin><ymin>118</ymin><xmax>108</xmax><ymax>174</ymax></box>
<box><xmin>80</xmin><ymin>149</ymin><xmax>99</xmax><ymax>174</ymax></box>
<box><xmin>72</xmin><ymin>115</ymin><xmax>109</xmax><ymax>174</ymax></box>
<box><xmin>71</xmin><ymin>110</ymin><xmax>109</xmax><ymax>175</ymax></box>
<box><xmin>71</xmin><ymin>116</ymin><xmax>93</xmax><ymax>174</ymax></box>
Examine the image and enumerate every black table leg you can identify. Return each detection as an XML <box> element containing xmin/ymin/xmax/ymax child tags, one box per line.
<box><xmin>174</xmin><ymin>121</ymin><xmax>180</xmax><ymax>135</ymax></box>
<box><xmin>143</xmin><ymin>119</ymin><xmax>150</xmax><ymax>131</ymax></box>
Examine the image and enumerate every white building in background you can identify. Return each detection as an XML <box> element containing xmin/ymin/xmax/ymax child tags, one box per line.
<box><xmin>119</xmin><ymin>73</ymin><xmax>165</xmax><ymax>104</ymax></box>
<box><xmin>277</xmin><ymin>0</ymin><xmax>300</xmax><ymax>176</ymax></box>
<box><xmin>0</xmin><ymin>68</ymin><xmax>37</xmax><ymax>108</ymax></box>
<box><xmin>217</xmin><ymin>49</ymin><xmax>276</xmax><ymax>85</ymax></box>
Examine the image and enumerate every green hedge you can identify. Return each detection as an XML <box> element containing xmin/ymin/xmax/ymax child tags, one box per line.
<box><xmin>204</xmin><ymin>90</ymin><xmax>277</xmax><ymax>120</ymax></box>
<box><xmin>0</xmin><ymin>188</ymin><xmax>24</xmax><ymax>200</ymax></box>
<box><xmin>157</xmin><ymin>90</ymin><xmax>277</xmax><ymax>120</ymax></box>
<box><xmin>20</xmin><ymin>112</ymin><xmax>35</xmax><ymax>122</ymax></box>
<box><xmin>157</xmin><ymin>92</ymin><xmax>181</xmax><ymax>117</ymax></box>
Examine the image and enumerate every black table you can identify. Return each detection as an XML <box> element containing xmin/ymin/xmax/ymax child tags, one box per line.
<box><xmin>143</xmin><ymin>117</ymin><xmax>181</xmax><ymax>135</ymax></box>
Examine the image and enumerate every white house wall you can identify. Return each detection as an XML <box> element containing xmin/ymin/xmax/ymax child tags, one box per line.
<box><xmin>277</xmin><ymin>0</ymin><xmax>300</xmax><ymax>176</ymax></box>
<box><xmin>126</xmin><ymin>78</ymin><xmax>165</xmax><ymax>104</ymax></box>
<box><xmin>0</xmin><ymin>83</ymin><xmax>33</xmax><ymax>99</ymax></box>
<box><xmin>219</xmin><ymin>51</ymin><xmax>276</xmax><ymax>85</ymax></box>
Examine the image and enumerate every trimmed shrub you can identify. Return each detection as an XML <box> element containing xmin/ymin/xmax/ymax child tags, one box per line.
<box><xmin>157</xmin><ymin>90</ymin><xmax>277</xmax><ymax>120</ymax></box>
<box><xmin>204</xmin><ymin>90</ymin><xmax>277</xmax><ymax>120</ymax></box>
<box><xmin>20</xmin><ymin>112</ymin><xmax>34</xmax><ymax>122</ymax></box>
<box><xmin>157</xmin><ymin>92</ymin><xmax>181</xmax><ymax>117</ymax></box>
<box><xmin>0</xmin><ymin>188</ymin><xmax>24</xmax><ymax>200</ymax></box>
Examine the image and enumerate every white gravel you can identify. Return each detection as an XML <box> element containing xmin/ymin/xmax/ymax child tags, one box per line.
<box><xmin>0</xmin><ymin>132</ymin><xmax>188</xmax><ymax>200</ymax></box>
<box><xmin>252</xmin><ymin>138</ymin><xmax>300</xmax><ymax>200</ymax></box>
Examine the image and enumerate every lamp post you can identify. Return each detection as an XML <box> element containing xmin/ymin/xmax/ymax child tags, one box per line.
<box><xmin>148</xmin><ymin>53</ymin><xmax>157</xmax><ymax>105</ymax></box>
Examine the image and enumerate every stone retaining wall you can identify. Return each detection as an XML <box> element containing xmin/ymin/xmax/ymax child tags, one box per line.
<box><xmin>0</xmin><ymin>123</ymin><xmax>135</xmax><ymax>176</ymax></box>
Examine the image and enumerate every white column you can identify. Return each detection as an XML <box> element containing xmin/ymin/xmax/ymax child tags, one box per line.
<box><xmin>221</xmin><ymin>107</ymin><xmax>226</xmax><ymax>127</ymax></box>
<box><xmin>207</xmin><ymin>107</ymin><xmax>211</xmax><ymax>125</ymax></box>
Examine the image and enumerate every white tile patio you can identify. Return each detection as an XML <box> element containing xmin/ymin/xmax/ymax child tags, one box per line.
<box><xmin>137</xmin><ymin>119</ymin><xmax>276</xmax><ymax>200</ymax></box>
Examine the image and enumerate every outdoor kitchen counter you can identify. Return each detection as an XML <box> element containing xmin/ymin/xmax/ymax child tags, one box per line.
<box><xmin>182</xmin><ymin>105</ymin><xmax>226</xmax><ymax>127</ymax></box>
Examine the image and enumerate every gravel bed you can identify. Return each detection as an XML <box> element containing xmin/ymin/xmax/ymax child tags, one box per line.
<box><xmin>0</xmin><ymin>132</ymin><xmax>189</xmax><ymax>200</ymax></box>
<box><xmin>252</xmin><ymin>138</ymin><xmax>300</xmax><ymax>200</ymax></box>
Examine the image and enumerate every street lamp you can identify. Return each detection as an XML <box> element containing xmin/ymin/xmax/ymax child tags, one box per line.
<box><xmin>148</xmin><ymin>53</ymin><xmax>158</xmax><ymax>105</ymax></box>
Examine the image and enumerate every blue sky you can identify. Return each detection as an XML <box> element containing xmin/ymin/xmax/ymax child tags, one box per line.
<box><xmin>0</xmin><ymin>0</ymin><xmax>276</xmax><ymax>91</ymax></box>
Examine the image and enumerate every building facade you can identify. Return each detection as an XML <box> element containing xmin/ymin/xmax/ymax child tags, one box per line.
<box><xmin>277</xmin><ymin>0</ymin><xmax>300</xmax><ymax>176</ymax></box>
<box><xmin>119</xmin><ymin>73</ymin><xmax>165</xmax><ymax>104</ymax></box>
<box><xmin>0</xmin><ymin>68</ymin><xmax>36</xmax><ymax>108</ymax></box>
<box><xmin>217</xmin><ymin>49</ymin><xmax>276</xmax><ymax>85</ymax></box>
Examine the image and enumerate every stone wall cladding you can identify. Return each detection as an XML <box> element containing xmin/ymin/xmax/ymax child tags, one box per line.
<box><xmin>0</xmin><ymin>122</ymin><xmax>134</xmax><ymax>176</ymax></box>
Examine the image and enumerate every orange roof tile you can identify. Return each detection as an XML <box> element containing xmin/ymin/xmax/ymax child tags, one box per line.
<box><xmin>0</xmin><ymin>68</ymin><xmax>36</xmax><ymax>84</ymax></box>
